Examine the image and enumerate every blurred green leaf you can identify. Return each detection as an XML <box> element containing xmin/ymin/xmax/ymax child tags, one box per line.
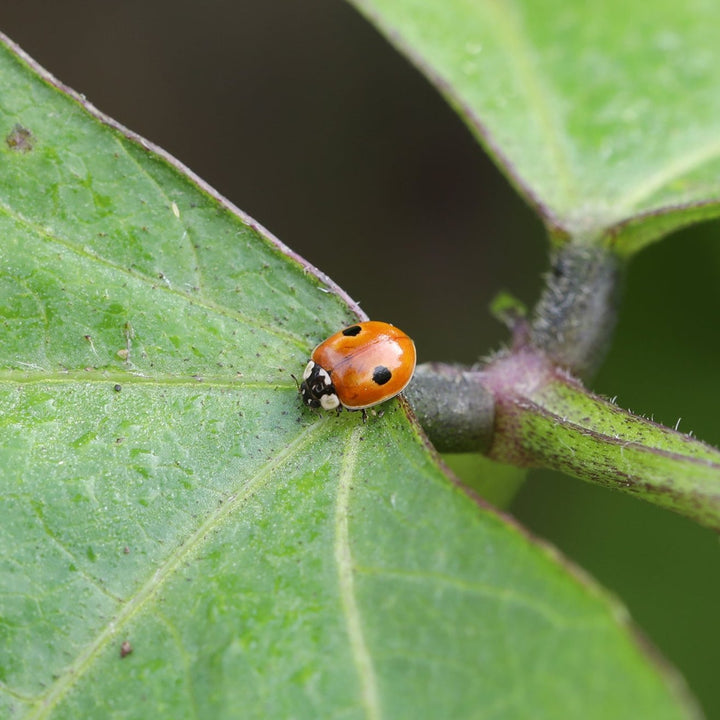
<box><xmin>349</xmin><ymin>0</ymin><xmax>720</xmax><ymax>253</ymax></box>
<box><xmin>442</xmin><ymin>452</ymin><xmax>526</xmax><ymax>508</ymax></box>
<box><xmin>0</xmin><ymin>31</ymin><xmax>698</xmax><ymax>720</ymax></box>
<box><xmin>489</xmin><ymin>290</ymin><xmax>527</xmax><ymax>329</ymax></box>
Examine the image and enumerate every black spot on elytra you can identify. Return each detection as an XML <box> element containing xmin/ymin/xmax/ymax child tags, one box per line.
<box><xmin>6</xmin><ymin>124</ymin><xmax>35</xmax><ymax>153</ymax></box>
<box><xmin>342</xmin><ymin>325</ymin><xmax>362</xmax><ymax>336</ymax></box>
<box><xmin>372</xmin><ymin>365</ymin><xmax>392</xmax><ymax>385</ymax></box>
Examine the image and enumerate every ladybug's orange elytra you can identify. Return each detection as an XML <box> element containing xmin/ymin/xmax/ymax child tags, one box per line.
<box><xmin>299</xmin><ymin>321</ymin><xmax>416</xmax><ymax>412</ymax></box>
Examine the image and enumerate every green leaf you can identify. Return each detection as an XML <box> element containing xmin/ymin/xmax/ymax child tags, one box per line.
<box><xmin>489</xmin><ymin>290</ymin><xmax>527</xmax><ymax>330</ymax></box>
<box><xmin>0</xmin><ymin>32</ymin><xmax>698</xmax><ymax>719</ymax></box>
<box><xmin>348</xmin><ymin>0</ymin><xmax>720</xmax><ymax>253</ymax></box>
<box><xmin>443</xmin><ymin>452</ymin><xmax>527</xmax><ymax>509</ymax></box>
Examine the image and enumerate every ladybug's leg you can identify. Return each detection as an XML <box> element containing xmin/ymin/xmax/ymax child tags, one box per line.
<box><xmin>361</xmin><ymin>408</ymin><xmax>368</xmax><ymax>423</ymax></box>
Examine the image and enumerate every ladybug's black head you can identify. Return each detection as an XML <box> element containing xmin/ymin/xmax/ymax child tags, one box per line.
<box><xmin>299</xmin><ymin>361</ymin><xmax>340</xmax><ymax>411</ymax></box>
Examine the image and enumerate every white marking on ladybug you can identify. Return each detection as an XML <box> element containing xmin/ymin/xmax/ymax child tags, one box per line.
<box><xmin>320</xmin><ymin>393</ymin><xmax>340</xmax><ymax>411</ymax></box>
<box><xmin>302</xmin><ymin>361</ymin><xmax>315</xmax><ymax>381</ymax></box>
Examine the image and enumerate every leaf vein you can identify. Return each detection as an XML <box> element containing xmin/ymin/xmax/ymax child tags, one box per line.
<box><xmin>354</xmin><ymin>565</ymin><xmax>583</xmax><ymax>628</ymax></box>
<box><xmin>621</xmin><ymin>136</ymin><xmax>720</xmax><ymax>210</ymax></box>
<box><xmin>155</xmin><ymin>610</ymin><xmax>201</xmax><ymax>720</ymax></box>
<box><xmin>487</xmin><ymin>0</ymin><xmax>577</xmax><ymax>205</ymax></box>
<box><xmin>25</xmin><ymin>419</ymin><xmax>331</xmax><ymax>719</ymax></box>
<box><xmin>335</xmin><ymin>427</ymin><xmax>382</xmax><ymax>720</ymax></box>
<box><xmin>0</xmin><ymin>199</ymin><xmax>306</xmax><ymax>350</ymax></box>
<box><xmin>31</xmin><ymin>501</ymin><xmax>123</xmax><ymax>603</ymax></box>
<box><xmin>0</xmin><ymin>370</ymin><xmax>295</xmax><ymax>391</ymax></box>
<box><xmin>109</xmin><ymin>133</ymin><xmax>205</xmax><ymax>293</ymax></box>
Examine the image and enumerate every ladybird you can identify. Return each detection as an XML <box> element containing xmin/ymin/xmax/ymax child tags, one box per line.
<box><xmin>299</xmin><ymin>321</ymin><xmax>416</xmax><ymax>412</ymax></box>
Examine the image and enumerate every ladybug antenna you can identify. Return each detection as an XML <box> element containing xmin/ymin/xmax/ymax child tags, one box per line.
<box><xmin>290</xmin><ymin>373</ymin><xmax>300</xmax><ymax>391</ymax></box>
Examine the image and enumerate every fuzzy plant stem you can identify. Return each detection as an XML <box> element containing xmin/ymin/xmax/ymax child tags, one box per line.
<box><xmin>529</xmin><ymin>243</ymin><xmax>625</xmax><ymax>380</ymax></box>
<box><xmin>405</xmin><ymin>244</ymin><xmax>720</xmax><ymax>529</ymax></box>
<box><xmin>406</xmin><ymin>243</ymin><xmax>624</xmax><ymax>452</ymax></box>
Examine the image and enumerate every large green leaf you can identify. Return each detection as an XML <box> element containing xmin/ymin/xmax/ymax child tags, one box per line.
<box><xmin>348</xmin><ymin>0</ymin><xmax>720</xmax><ymax>253</ymax></box>
<box><xmin>0</xmin><ymin>32</ymin><xmax>697</xmax><ymax>719</ymax></box>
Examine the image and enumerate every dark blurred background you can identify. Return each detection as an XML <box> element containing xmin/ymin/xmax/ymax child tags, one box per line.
<box><xmin>3</xmin><ymin>1</ymin><xmax>719</xmax><ymax>715</ymax></box>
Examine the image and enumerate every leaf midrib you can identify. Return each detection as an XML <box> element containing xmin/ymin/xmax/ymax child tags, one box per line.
<box><xmin>335</xmin><ymin>426</ymin><xmax>381</xmax><ymax>720</ymax></box>
<box><xmin>0</xmin><ymin>371</ymin><xmax>295</xmax><ymax>390</ymax></box>
<box><xmin>484</xmin><ymin>0</ymin><xmax>577</xmax><ymax>210</ymax></box>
